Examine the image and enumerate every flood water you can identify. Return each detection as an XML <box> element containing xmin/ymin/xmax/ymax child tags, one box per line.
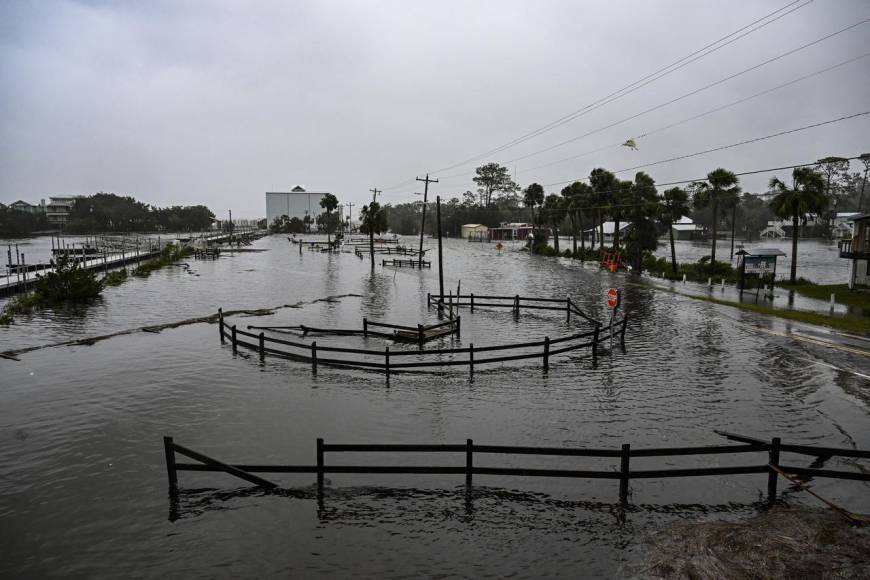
<box><xmin>1</xmin><ymin>235</ymin><xmax>868</xmax><ymax>578</ymax></box>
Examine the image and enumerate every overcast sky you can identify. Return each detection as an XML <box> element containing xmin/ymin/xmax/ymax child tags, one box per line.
<box><xmin>1</xmin><ymin>0</ymin><xmax>868</xmax><ymax>218</ymax></box>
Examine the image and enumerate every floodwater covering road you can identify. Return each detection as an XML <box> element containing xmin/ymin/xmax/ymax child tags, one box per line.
<box><xmin>0</xmin><ymin>235</ymin><xmax>868</xmax><ymax>578</ymax></box>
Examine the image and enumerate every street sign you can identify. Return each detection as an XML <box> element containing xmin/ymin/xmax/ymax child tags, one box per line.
<box><xmin>607</xmin><ymin>288</ymin><xmax>620</xmax><ymax>309</ymax></box>
<box><xmin>743</xmin><ymin>255</ymin><xmax>776</xmax><ymax>273</ymax></box>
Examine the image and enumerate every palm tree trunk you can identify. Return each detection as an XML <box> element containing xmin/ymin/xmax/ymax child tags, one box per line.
<box><xmin>790</xmin><ymin>214</ymin><xmax>798</xmax><ymax>283</ymax></box>
<box><xmin>579</xmin><ymin>211</ymin><xmax>586</xmax><ymax>257</ymax></box>
<box><xmin>571</xmin><ymin>212</ymin><xmax>577</xmax><ymax>254</ymax></box>
<box><xmin>327</xmin><ymin>210</ymin><xmax>331</xmax><ymax>247</ymax></box>
<box><xmin>369</xmin><ymin>228</ymin><xmax>375</xmax><ymax>271</ymax></box>
<box><xmin>553</xmin><ymin>227</ymin><xmax>560</xmax><ymax>253</ymax></box>
<box><xmin>599</xmin><ymin>216</ymin><xmax>604</xmax><ymax>255</ymax></box>
<box><xmin>710</xmin><ymin>202</ymin><xmax>718</xmax><ymax>267</ymax></box>
<box><xmin>614</xmin><ymin>213</ymin><xmax>620</xmax><ymax>251</ymax></box>
<box><xmin>669</xmin><ymin>221</ymin><xmax>677</xmax><ymax>274</ymax></box>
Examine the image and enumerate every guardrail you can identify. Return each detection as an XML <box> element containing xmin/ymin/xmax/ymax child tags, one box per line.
<box><xmin>163</xmin><ymin>434</ymin><xmax>870</xmax><ymax>504</ymax></box>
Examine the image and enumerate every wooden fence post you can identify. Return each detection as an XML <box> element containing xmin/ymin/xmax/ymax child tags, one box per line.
<box><xmin>466</xmin><ymin>439</ymin><xmax>473</xmax><ymax>489</ymax></box>
<box><xmin>768</xmin><ymin>437</ymin><xmax>781</xmax><ymax>503</ymax></box>
<box><xmin>470</xmin><ymin>293</ymin><xmax>475</xmax><ymax>312</ymax></box>
<box><xmin>163</xmin><ymin>436</ymin><xmax>177</xmax><ymax>491</ymax></box>
<box><xmin>566</xmin><ymin>297</ymin><xmax>571</xmax><ymax>322</ymax></box>
<box><xmin>385</xmin><ymin>346</ymin><xmax>390</xmax><ymax>378</ymax></box>
<box><xmin>514</xmin><ymin>294</ymin><xmax>520</xmax><ymax>316</ymax></box>
<box><xmin>231</xmin><ymin>325</ymin><xmax>237</xmax><ymax>353</ymax></box>
<box><xmin>418</xmin><ymin>324</ymin><xmax>424</xmax><ymax>349</ymax></box>
<box><xmin>619</xmin><ymin>443</ymin><xmax>631</xmax><ymax>503</ymax></box>
<box><xmin>620</xmin><ymin>315</ymin><xmax>628</xmax><ymax>347</ymax></box>
<box><xmin>543</xmin><ymin>336</ymin><xmax>550</xmax><ymax>374</ymax></box>
<box><xmin>259</xmin><ymin>332</ymin><xmax>265</xmax><ymax>359</ymax></box>
<box><xmin>456</xmin><ymin>316</ymin><xmax>461</xmax><ymax>339</ymax></box>
<box><xmin>316</xmin><ymin>438</ymin><xmax>324</xmax><ymax>492</ymax></box>
<box><xmin>218</xmin><ymin>308</ymin><xmax>224</xmax><ymax>343</ymax></box>
<box><xmin>427</xmin><ymin>292</ymin><xmax>430</xmax><ymax>307</ymax></box>
<box><xmin>311</xmin><ymin>342</ymin><xmax>318</xmax><ymax>375</ymax></box>
<box><xmin>469</xmin><ymin>343</ymin><xmax>474</xmax><ymax>380</ymax></box>
<box><xmin>592</xmin><ymin>326</ymin><xmax>599</xmax><ymax>363</ymax></box>
<box><xmin>363</xmin><ymin>317</ymin><xmax>368</xmax><ymax>337</ymax></box>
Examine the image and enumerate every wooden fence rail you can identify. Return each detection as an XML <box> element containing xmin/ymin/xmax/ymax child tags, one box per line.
<box><xmin>219</xmin><ymin>306</ymin><xmax>624</xmax><ymax>376</ymax></box>
<box><xmin>426</xmin><ymin>293</ymin><xmax>604</xmax><ymax>327</ymax></box>
<box><xmin>163</xmin><ymin>436</ymin><xmax>870</xmax><ymax>504</ymax></box>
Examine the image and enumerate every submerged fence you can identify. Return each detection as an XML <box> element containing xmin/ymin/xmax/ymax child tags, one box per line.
<box><xmin>218</xmin><ymin>299</ymin><xmax>625</xmax><ymax>376</ymax></box>
<box><xmin>163</xmin><ymin>434</ymin><xmax>870</xmax><ymax>504</ymax></box>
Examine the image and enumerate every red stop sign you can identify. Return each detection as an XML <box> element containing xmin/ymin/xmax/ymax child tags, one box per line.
<box><xmin>607</xmin><ymin>288</ymin><xmax>620</xmax><ymax>309</ymax></box>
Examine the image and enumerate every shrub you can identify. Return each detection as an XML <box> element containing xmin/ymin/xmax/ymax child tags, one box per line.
<box><xmin>33</xmin><ymin>255</ymin><xmax>103</xmax><ymax>304</ymax></box>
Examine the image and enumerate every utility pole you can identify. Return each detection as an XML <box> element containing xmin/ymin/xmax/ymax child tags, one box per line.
<box><xmin>437</xmin><ymin>196</ymin><xmax>444</xmax><ymax>299</ymax></box>
<box><xmin>369</xmin><ymin>188</ymin><xmax>381</xmax><ymax>204</ymax></box>
<box><xmin>344</xmin><ymin>202</ymin><xmax>355</xmax><ymax>231</ymax></box>
<box><xmin>416</xmin><ymin>174</ymin><xmax>438</xmax><ymax>267</ymax></box>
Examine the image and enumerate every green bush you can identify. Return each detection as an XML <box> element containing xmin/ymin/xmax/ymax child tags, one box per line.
<box><xmin>103</xmin><ymin>268</ymin><xmax>128</xmax><ymax>286</ymax></box>
<box><xmin>33</xmin><ymin>255</ymin><xmax>103</xmax><ymax>305</ymax></box>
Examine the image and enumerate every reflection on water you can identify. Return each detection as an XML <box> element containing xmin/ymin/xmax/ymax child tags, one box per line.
<box><xmin>0</xmin><ymin>235</ymin><xmax>868</xmax><ymax>579</ymax></box>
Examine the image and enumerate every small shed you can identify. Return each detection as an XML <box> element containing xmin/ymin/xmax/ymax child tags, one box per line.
<box><xmin>461</xmin><ymin>224</ymin><xmax>489</xmax><ymax>240</ymax></box>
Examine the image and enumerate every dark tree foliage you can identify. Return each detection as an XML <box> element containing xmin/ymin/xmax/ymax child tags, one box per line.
<box><xmin>64</xmin><ymin>192</ymin><xmax>214</xmax><ymax>233</ymax></box>
<box><xmin>269</xmin><ymin>215</ymin><xmax>306</xmax><ymax>234</ymax></box>
<box><xmin>473</xmin><ymin>163</ymin><xmax>519</xmax><ymax>207</ymax></box>
<box><xmin>0</xmin><ymin>207</ymin><xmax>50</xmax><ymax>236</ymax></box>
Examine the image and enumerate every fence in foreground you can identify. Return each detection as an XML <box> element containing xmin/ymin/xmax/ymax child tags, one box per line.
<box><xmin>163</xmin><ymin>433</ymin><xmax>870</xmax><ymax>504</ymax></box>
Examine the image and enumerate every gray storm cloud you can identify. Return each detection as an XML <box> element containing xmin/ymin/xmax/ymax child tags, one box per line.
<box><xmin>1</xmin><ymin>0</ymin><xmax>868</xmax><ymax>216</ymax></box>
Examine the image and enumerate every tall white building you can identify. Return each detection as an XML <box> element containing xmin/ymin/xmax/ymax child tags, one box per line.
<box><xmin>265</xmin><ymin>186</ymin><xmax>331</xmax><ymax>225</ymax></box>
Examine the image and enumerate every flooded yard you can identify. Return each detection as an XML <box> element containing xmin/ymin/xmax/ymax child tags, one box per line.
<box><xmin>1</xmin><ymin>235</ymin><xmax>868</xmax><ymax>578</ymax></box>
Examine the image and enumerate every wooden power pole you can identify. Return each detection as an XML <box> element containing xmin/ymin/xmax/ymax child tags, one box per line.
<box><xmin>416</xmin><ymin>174</ymin><xmax>438</xmax><ymax>267</ymax></box>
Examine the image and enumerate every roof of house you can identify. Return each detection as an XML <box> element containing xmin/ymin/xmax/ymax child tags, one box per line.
<box><xmin>462</xmin><ymin>224</ymin><xmax>487</xmax><ymax>228</ymax></box>
<box><xmin>748</xmin><ymin>248</ymin><xmax>787</xmax><ymax>257</ymax></box>
<box><xmin>847</xmin><ymin>213</ymin><xmax>870</xmax><ymax>222</ymax></box>
<box><xmin>584</xmin><ymin>221</ymin><xmax>632</xmax><ymax>234</ymax></box>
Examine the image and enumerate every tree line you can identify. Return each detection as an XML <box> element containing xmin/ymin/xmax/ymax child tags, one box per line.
<box><xmin>1</xmin><ymin>192</ymin><xmax>216</xmax><ymax>236</ymax></box>
<box><xmin>381</xmin><ymin>154</ymin><xmax>870</xmax><ymax>283</ymax></box>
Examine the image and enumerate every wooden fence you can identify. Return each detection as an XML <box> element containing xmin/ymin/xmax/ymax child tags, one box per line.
<box><xmin>427</xmin><ymin>293</ymin><xmax>604</xmax><ymax>327</ymax></box>
<box><xmin>218</xmin><ymin>305</ymin><xmax>624</xmax><ymax>376</ymax></box>
<box><xmin>163</xmin><ymin>433</ymin><xmax>870</xmax><ymax>504</ymax></box>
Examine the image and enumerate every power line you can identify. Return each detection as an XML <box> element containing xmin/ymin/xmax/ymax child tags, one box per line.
<box><xmin>424</xmin><ymin>0</ymin><xmax>813</xmax><ymax>175</ymax></box>
<box><xmin>541</xmin><ymin>112</ymin><xmax>870</xmax><ymax>187</ymax></box>
<box><xmin>519</xmin><ymin>51</ymin><xmax>870</xmax><ymax>176</ymax></box>
<box><xmin>423</xmin><ymin>19</ymin><xmax>870</xmax><ymax>188</ymax></box>
<box><xmin>503</xmin><ymin>17</ymin><xmax>870</xmax><ymax>166</ymax></box>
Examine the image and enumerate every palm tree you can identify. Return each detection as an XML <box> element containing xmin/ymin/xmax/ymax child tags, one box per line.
<box><xmin>319</xmin><ymin>193</ymin><xmax>339</xmax><ymax>247</ymax></box>
<box><xmin>542</xmin><ymin>194</ymin><xmax>566</xmax><ymax>253</ymax></box>
<box><xmin>692</xmin><ymin>168</ymin><xmax>740</xmax><ymax>269</ymax></box>
<box><xmin>661</xmin><ymin>187</ymin><xmax>689</xmax><ymax>274</ymax></box>
<box><xmin>360</xmin><ymin>202</ymin><xmax>387</xmax><ymax>271</ymax></box>
<box><xmin>769</xmin><ymin>167</ymin><xmax>827</xmax><ymax>283</ymax></box>
<box><xmin>523</xmin><ymin>183</ymin><xmax>544</xmax><ymax>229</ymax></box>
<box><xmin>589</xmin><ymin>168</ymin><xmax>619</xmax><ymax>253</ymax></box>
<box><xmin>561</xmin><ymin>181</ymin><xmax>593</xmax><ymax>255</ymax></box>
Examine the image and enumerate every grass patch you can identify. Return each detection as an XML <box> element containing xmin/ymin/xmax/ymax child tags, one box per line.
<box><xmin>778</xmin><ymin>282</ymin><xmax>870</xmax><ymax>309</ymax></box>
<box><xmin>102</xmin><ymin>268</ymin><xmax>128</xmax><ymax>287</ymax></box>
<box><xmin>0</xmin><ymin>292</ymin><xmax>41</xmax><ymax>325</ymax></box>
<box><xmin>132</xmin><ymin>243</ymin><xmax>192</xmax><ymax>277</ymax></box>
<box><xmin>654</xmin><ymin>286</ymin><xmax>870</xmax><ymax>335</ymax></box>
